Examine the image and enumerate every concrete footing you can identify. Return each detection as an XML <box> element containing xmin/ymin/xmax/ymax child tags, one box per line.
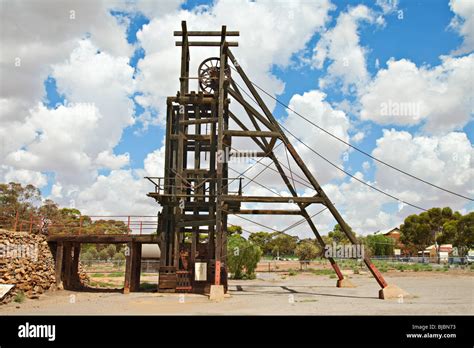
<box><xmin>379</xmin><ymin>284</ymin><xmax>411</xmax><ymax>300</ymax></box>
<box><xmin>209</xmin><ymin>285</ymin><xmax>225</xmax><ymax>302</ymax></box>
<box><xmin>336</xmin><ymin>278</ymin><xmax>356</xmax><ymax>288</ymax></box>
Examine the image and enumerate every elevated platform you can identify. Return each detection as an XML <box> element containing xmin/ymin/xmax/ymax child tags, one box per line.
<box><xmin>47</xmin><ymin>234</ymin><xmax>158</xmax><ymax>244</ymax></box>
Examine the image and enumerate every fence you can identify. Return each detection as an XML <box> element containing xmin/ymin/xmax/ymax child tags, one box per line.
<box><xmin>0</xmin><ymin>211</ymin><xmax>159</xmax><ymax>235</ymax></box>
<box><xmin>79</xmin><ymin>259</ymin><xmax>160</xmax><ymax>274</ymax></box>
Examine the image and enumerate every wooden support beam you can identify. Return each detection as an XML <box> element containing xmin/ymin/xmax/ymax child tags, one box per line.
<box><xmin>222</xmin><ymin>195</ymin><xmax>324</xmax><ymax>204</ymax></box>
<box><xmin>229</xmin><ymin>151</ymin><xmax>267</xmax><ymax>158</ymax></box>
<box><xmin>177</xmin><ymin>219</ymin><xmax>216</xmax><ymax>228</ymax></box>
<box><xmin>228</xmin><ymin>48</ymin><xmax>388</xmax><ymax>288</ymax></box>
<box><xmin>62</xmin><ymin>242</ymin><xmax>72</xmax><ymax>290</ymax></box>
<box><xmin>224</xmin><ymin>130</ymin><xmax>281</xmax><ymax>138</ymax></box>
<box><xmin>167</xmin><ymin>96</ymin><xmax>215</xmax><ymax>104</ymax></box>
<box><xmin>227</xmin><ymin>87</ymin><xmax>275</xmax><ymax>130</ymax></box>
<box><xmin>174</xmin><ymin>31</ymin><xmax>239</xmax><ymax>36</ymax></box>
<box><xmin>71</xmin><ymin>243</ymin><xmax>81</xmax><ymax>289</ymax></box>
<box><xmin>180</xmin><ymin>118</ymin><xmax>218</xmax><ymax>125</ymax></box>
<box><xmin>233</xmin><ymin>209</ymin><xmax>302</xmax><ymax>215</ymax></box>
<box><xmin>176</xmin><ymin>41</ymin><xmax>238</xmax><ymax>47</ymax></box>
<box><xmin>171</xmin><ymin>134</ymin><xmax>211</xmax><ymax>141</ymax></box>
<box><xmin>54</xmin><ymin>242</ymin><xmax>63</xmax><ymax>288</ymax></box>
<box><xmin>228</xmin><ymin>111</ymin><xmax>267</xmax><ymax>150</ymax></box>
<box><xmin>131</xmin><ymin>243</ymin><xmax>142</xmax><ymax>292</ymax></box>
<box><xmin>124</xmin><ymin>242</ymin><xmax>133</xmax><ymax>294</ymax></box>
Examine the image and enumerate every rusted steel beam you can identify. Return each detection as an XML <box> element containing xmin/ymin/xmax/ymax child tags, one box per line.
<box><xmin>174</xmin><ymin>31</ymin><xmax>239</xmax><ymax>36</ymax></box>
<box><xmin>176</xmin><ymin>41</ymin><xmax>238</xmax><ymax>47</ymax></box>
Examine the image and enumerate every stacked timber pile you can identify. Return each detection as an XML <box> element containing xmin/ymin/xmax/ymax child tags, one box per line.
<box><xmin>0</xmin><ymin>229</ymin><xmax>88</xmax><ymax>304</ymax></box>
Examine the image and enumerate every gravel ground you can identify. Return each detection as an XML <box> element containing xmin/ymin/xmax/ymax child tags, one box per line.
<box><xmin>1</xmin><ymin>272</ymin><xmax>472</xmax><ymax>315</ymax></box>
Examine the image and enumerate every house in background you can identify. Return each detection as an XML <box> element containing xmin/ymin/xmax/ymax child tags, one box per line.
<box><xmin>373</xmin><ymin>227</ymin><xmax>407</xmax><ymax>257</ymax></box>
<box><xmin>420</xmin><ymin>244</ymin><xmax>453</xmax><ymax>263</ymax></box>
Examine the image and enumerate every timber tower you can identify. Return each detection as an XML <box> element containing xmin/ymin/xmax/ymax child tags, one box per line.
<box><xmin>146</xmin><ymin>21</ymin><xmax>400</xmax><ymax>299</ymax></box>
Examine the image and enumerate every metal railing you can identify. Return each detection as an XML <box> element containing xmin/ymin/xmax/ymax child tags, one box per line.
<box><xmin>0</xmin><ymin>212</ymin><xmax>158</xmax><ymax>235</ymax></box>
<box><xmin>145</xmin><ymin>176</ymin><xmax>243</xmax><ymax>195</ymax></box>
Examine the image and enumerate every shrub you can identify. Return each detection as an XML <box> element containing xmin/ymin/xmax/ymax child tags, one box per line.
<box><xmin>106</xmin><ymin>245</ymin><xmax>117</xmax><ymax>259</ymax></box>
<box><xmin>113</xmin><ymin>252</ymin><xmax>126</xmax><ymax>266</ymax></box>
<box><xmin>98</xmin><ymin>249</ymin><xmax>109</xmax><ymax>261</ymax></box>
<box><xmin>80</xmin><ymin>251</ymin><xmax>94</xmax><ymax>266</ymax></box>
<box><xmin>288</xmin><ymin>270</ymin><xmax>297</xmax><ymax>276</ymax></box>
<box><xmin>295</xmin><ymin>241</ymin><xmax>319</xmax><ymax>262</ymax></box>
<box><xmin>14</xmin><ymin>291</ymin><xmax>25</xmax><ymax>303</ymax></box>
<box><xmin>227</xmin><ymin>234</ymin><xmax>262</xmax><ymax>279</ymax></box>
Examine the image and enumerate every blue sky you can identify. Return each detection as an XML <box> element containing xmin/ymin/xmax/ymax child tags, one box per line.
<box><xmin>46</xmin><ymin>0</ymin><xmax>471</xmax><ymax>192</ymax></box>
<box><xmin>6</xmin><ymin>0</ymin><xmax>471</xmax><ymax>233</ymax></box>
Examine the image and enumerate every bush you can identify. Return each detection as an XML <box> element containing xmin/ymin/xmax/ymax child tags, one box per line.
<box><xmin>228</xmin><ymin>234</ymin><xmax>262</xmax><ymax>279</ymax></box>
<box><xmin>295</xmin><ymin>241</ymin><xmax>319</xmax><ymax>262</ymax></box>
<box><xmin>14</xmin><ymin>291</ymin><xmax>25</xmax><ymax>303</ymax></box>
<box><xmin>288</xmin><ymin>269</ymin><xmax>297</xmax><ymax>276</ymax></box>
<box><xmin>113</xmin><ymin>252</ymin><xmax>126</xmax><ymax>266</ymax></box>
<box><xmin>106</xmin><ymin>245</ymin><xmax>117</xmax><ymax>259</ymax></box>
<box><xmin>98</xmin><ymin>249</ymin><xmax>109</xmax><ymax>261</ymax></box>
<box><xmin>80</xmin><ymin>251</ymin><xmax>94</xmax><ymax>266</ymax></box>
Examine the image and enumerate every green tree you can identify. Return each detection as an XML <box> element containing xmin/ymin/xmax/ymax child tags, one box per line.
<box><xmin>365</xmin><ymin>235</ymin><xmax>394</xmax><ymax>256</ymax></box>
<box><xmin>227</xmin><ymin>225</ymin><xmax>242</xmax><ymax>235</ymax></box>
<box><xmin>0</xmin><ymin>182</ymin><xmax>41</xmax><ymax>226</ymax></box>
<box><xmin>328</xmin><ymin>224</ymin><xmax>351</xmax><ymax>244</ymax></box>
<box><xmin>437</xmin><ymin>212</ymin><xmax>473</xmax><ymax>256</ymax></box>
<box><xmin>106</xmin><ymin>245</ymin><xmax>117</xmax><ymax>259</ymax></box>
<box><xmin>227</xmin><ymin>234</ymin><xmax>262</xmax><ymax>279</ymax></box>
<box><xmin>98</xmin><ymin>249</ymin><xmax>109</xmax><ymax>260</ymax></box>
<box><xmin>268</xmin><ymin>233</ymin><xmax>298</xmax><ymax>258</ymax></box>
<box><xmin>113</xmin><ymin>252</ymin><xmax>126</xmax><ymax>266</ymax></box>
<box><xmin>401</xmin><ymin>207</ymin><xmax>462</xmax><ymax>254</ymax></box>
<box><xmin>248</xmin><ymin>231</ymin><xmax>273</xmax><ymax>254</ymax></box>
<box><xmin>295</xmin><ymin>240</ymin><xmax>319</xmax><ymax>264</ymax></box>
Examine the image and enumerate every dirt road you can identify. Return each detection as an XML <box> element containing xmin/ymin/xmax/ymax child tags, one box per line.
<box><xmin>1</xmin><ymin>272</ymin><xmax>472</xmax><ymax>315</ymax></box>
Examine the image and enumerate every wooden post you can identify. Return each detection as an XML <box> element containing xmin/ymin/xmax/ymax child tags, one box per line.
<box><xmin>71</xmin><ymin>243</ymin><xmax>81</xmax><ymax>289</ymax></box>
<box><xmin>29</xmin><ymin>213</ymin><xmax>33</xmax><ymax>233</ymax></box>
<box><xmin>63</xmin><ymin>243</ymin><xmax>72</xmax><ymax>290</ymax></box>
<box><xmin>131</xmin><ymin>242</ymin><xmax>142</xmax><ymax>292</ymax></box>
<box><xmin>55</xmin><ymin>242</ymin><xmax>64</xmax><ymax>288</ymax></box>
<box><xmin>214</xmin><ymin>26</ymin><xmax>227</xmax><ymax>285</ymax></box>
<box><xmin>124</xmin><ymin>242</ymin><xmax>133</xmax><ymax>294</ymax></box>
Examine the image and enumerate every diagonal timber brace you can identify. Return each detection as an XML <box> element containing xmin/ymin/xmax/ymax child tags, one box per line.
<box><xmin>227</xmin><ymin>47</ymin><xmax>391</xmax><ymax>291</ymax></box>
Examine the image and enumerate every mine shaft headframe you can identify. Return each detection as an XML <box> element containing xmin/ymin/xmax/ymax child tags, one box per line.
<box><xmin>174</xmin><ymin>21</ymin><xmax>238</xmax><ymax>94</ymax></box>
